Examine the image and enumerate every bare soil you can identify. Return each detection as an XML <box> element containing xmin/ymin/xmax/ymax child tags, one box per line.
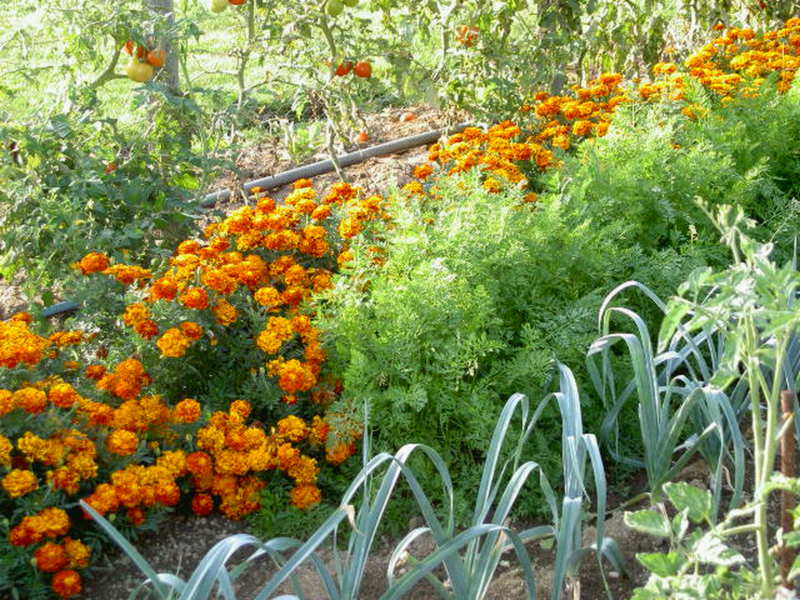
<box><xmin>0</xmin><ymin>271</ymin><xmax>27</xmax><ymax>320</ymax></box>
<box><xmin>209</xmin><ymin>103</ymin><xmax>465</xmax><ymax>212</ymax></box>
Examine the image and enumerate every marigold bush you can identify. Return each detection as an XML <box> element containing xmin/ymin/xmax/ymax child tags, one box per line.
<box><xmin>0</xmin><ymin>179</ymin><xmax>382</xmax><ymax>598</ymax></box>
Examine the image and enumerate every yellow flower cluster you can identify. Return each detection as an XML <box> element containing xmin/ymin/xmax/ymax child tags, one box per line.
<box><xmin>409</xmin><ymin>73</ymin><xmax>626</xmax><ymax>197</ymax></box>
<box><xmin>0</xmin><ymin>314</ymin><xmax>49</xmax><ymax>369</ymax></box>
<box><xmin>641</xmin><ymin>17</ymin><xmax>800</xmax><ymax>103</ymax></box>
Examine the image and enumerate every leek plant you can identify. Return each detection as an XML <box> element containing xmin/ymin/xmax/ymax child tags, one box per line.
<box><xmin>386</xmin><ymin>363</ymin><xmax>624</xmax><ymax>600</ymax></box>
<box><xmin>587</xmin><ymin>280</ymin><xmax>745</xmax><ymax>518</ymax></box>
<box><xmin>83</xmin><ymin>364</ymin><xmax>620</xmax><ymax>600</ymax></box>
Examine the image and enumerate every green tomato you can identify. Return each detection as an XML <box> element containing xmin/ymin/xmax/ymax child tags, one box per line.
<box><xmin>327</xmin><ymin>0</ymin><xmax>344</xmax><ymax>17</ymax></box>
<box><xmin>207</xmin><ymin>0</ymin><xmax>228</xmax><ymax>12</ymax></box>
<box><xmin>343</xmin><ymin>0</ymin><xmax>358</xmax><ymax>6</ymax></box>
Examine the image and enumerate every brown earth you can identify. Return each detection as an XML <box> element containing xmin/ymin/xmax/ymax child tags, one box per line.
<box><xmin>208</xmin><ymin>103</ymin><xmax>467</xmax><ymax>212</ymax></box>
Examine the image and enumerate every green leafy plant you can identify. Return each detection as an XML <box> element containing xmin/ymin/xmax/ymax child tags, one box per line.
<box><xmin>658</xmin><ymin>203</ymin><xmax>800</xmax><ymax>598</ymax></box>
<box><xmin>625</xmin><ymin>481</ymin><xmax>751</xmax><ymax>599</ymax></box>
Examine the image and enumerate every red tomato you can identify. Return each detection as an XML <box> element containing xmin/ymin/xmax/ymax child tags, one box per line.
<box><xmin>353</xmin><ymin>60</ymin><xmax>372</xmax><ymax>78</ymax></box>
<box><xmin>457</xmin><ymin>25</ymin><xmax>479</xmax><ymax>48</ymax></box>
<box><xmin>335</xmin><ymin>61</ymin><xmax>353</xmax><ymax>76</ymax></box>
<box><xmin>145</xmin><ymin>48</ymin><xmax>166</xmax><ymax>68</ymax></box>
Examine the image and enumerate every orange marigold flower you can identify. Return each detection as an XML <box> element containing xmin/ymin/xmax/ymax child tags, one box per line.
<box><xmin>180</xmin><ymin>321</ymin><xmax>203</xmax><ymax>340</ymax></box>
<box><xmin>68</xmin><ymin>454</ymin><xmax>98</xmax><ymax>481</ymax></box>
<box><xmin>327</xmin><ymin>441</ymin><xmax>357</xmax><ymax>465</ymax></box>
<box><xmin>284</xmin><ymin>264</ymin><xmax>308</xmax><ymax>287</ymax></box>
<box><xmin>174</xmin><ymin>398</ymin><xmax>201</xmax><ymax>423</ymax></box>
<box><xmin>127</xmin><ymin>507</ymin><xmax>146</xmax><ymax>527</ymax></box>
<box><xmin>186</xmin><ymin>451</ymin><xmax>213</xmax><ymax>476</ymax></box>
<box><xmin>0</xmin><ymin>319</ymin><xmax>50</xmax><ymax>368</ymax></box>
<box><xmin>10</xmin><ymin>311</ymin><xmax>33</xmax><ymax>323</ymax></box>
<box><xmin>572</xmin><ymin>119</ymin><xmax>593</xmax><ymax>137</ymax></box>
<box><xmin>290</xmin><ymin>483</ymin><xmax>321</xmax><ymax>510</ymax></box>
<box><xmin>254</xmin><ymin>286</ymin><xmax>283</xmax><ymax>310</ymax></box>
<box><xmin>156</xmin><ymin>328</ymin><xmax>191</xmax><ymax>358</ymax></box>
<box><xmin>134</xmin><ymin>319</ymin><xmax>159</xmax><ymax>340</ymax></box>
<box><xmin>180</xmin><ymin>287</ymin><xmax>209</xmax><ymax>310</ymax></box>
<box><xmin>84</xmin><ymin>364</ymin><xmax>106</xmax><ymax>381</ymax></box>
<box><xmin>309</xmin><ymin>416</ymin><xmax>330</xmax><ymax>445</ymax></box>
<box><xmin>277</xmin><ymin>415</ymin><xmax>308</xmax><ymax>442</ymax></box>
<box><xmin>75</xmin><ymin>252</ymin><xmax>110</xmax><ymax>275</ymax></box>
<box><xmin>311</xmin><ymin>204</ymin><xmax>332</xmax><ymax>221</ymax></box>
<box><xmin>213</xmin><ymin>299</ymin><xmax>238</xmax><ymax>326</ymax></box>
<box><xmin>0</xmin><ymin>434</ymin><xmax>12</xmax><ymax>465</ymax></box>
<box><xmin>52</xmin><ymin>570</ymin><xmax>82</xmax><ymax>599</ymax></box>
<box><xmin>2</xmin><ymin>469</ymin><xmax>39</xmax><ymax>498</ymax></box>
<box><xmin>229</xmin><ymin>399</ymin><xmax>252</xmax><ymax>421</ymax></box>
<box><xmin>49</xmin><ymin>383</ymin><xmax>80</xmax><ymax>409</ymax></box>
<box><xmin>277</xmin><ymin>443</ymin><xmax>301</xmax><ymax>471</ymax></box>
<box><xmin>122</xmin><ymin>303</ymin><xmax>150</xmax><ymax>327</ymax></box>
<box><xmin>38</xmin><ymin>506</ymin><xmax>72</xmax><ymax>538</ymax></box>
<box><xmin>338</xmin><ymin>217</ymin><xmax>363</xmax><ymax>239</ymax></box>
<box><xmin>337</xmin><ymin>250</ymin><xmax>354</xmax><ymax>267</ymax></box>
<box><xmin>595</xmin><ymin>120</ymin><xmax>611</xmax><ymax>137</ymax></box>
<box><xmin>256</xmin><ymin>316</ymin><xmax>294</xmax><ymax>354</ymax></box>
<box><xmin>288</xmin><ymin>455</ymin><xmax>318</xmax><ymax>484</ymax></box>
<box><xmin>14</xmin><ymin>387</ymin><xmax>47</xmax><ymax>414</ymax></box>
<box><xmin>157</xmin><ymin>450</ymin><xmax>188</xmax><ymax>478</ymax></box>
<box><xmin>402</xmin><ymin>181</ymin><xmax>424</xmax><ymax>196</ymax></box>
<box><xmin>149</xmin><ymin>276</ymin><xmax>179</xmax><ymax>301</ymax></box>
<box><xmin>311</xmin><ymin>271</ymin><xmax>333</xmax><ymax>293</ymax></box>
<box><xmin>192</xmin><ymin>492</ymin><xmax>214</xmax><ymax>516</ymax></box>
<box><xmin>414</xmin><ymin>163</ymin><xmax>434</xmax><ymax>180</ymax></box>
<box><xmin>0</xmin><ymin>389</ymin><xmax>15</xmax><ymax>417</ymax></box>
<box><xmin>482</xmin><ymin>177</ymin><xmax>502</xmax><ymax>193</ymax></box>
<box><xmin>83</xmin><ymin>483</ymin><xmax>119</xmax><ymax>517</ymax></box>
<box><xmin>177</xmin><ymin>240</ymin><xmax>202</xmax><ymax>255</ymax></box>
<box><xmin>49</xmin><ymin>330</ymin><xmax>84</xmax><ymax>348</ymax></box>
<box><xmin>202</xmin><ymin>269</ymin><xmax>237</xmax><ymax>295</ymax></box>
<box><xmin>103</xmin><ymin>264</ymin><xmax>152</xmax><ymax>286</ymax></box>
<box><xmin>47</xmin><ymin>468</ymin><xmax>81</xmax><ymax>495</ymax></box>
<box><xmin>107</xmin><ymin>430</ymin><xmax>139</xmax><ymax>456</ymax></box>
<box><xmin>34</xmin><ymin>542</ymin><xmax>68</xmax><ymax>573</ymax></box>
<box><xmin>62</xmin><ymin>537</ymin><xmax>91</xmax><ymax>569</ymax></box>
<box><xmin>275</xmin><ymin>359</ymin><xmax>317</xmax><ymax>393</ymax></box>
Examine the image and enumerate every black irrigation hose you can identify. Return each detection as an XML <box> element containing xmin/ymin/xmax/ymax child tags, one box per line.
<box><xmin>199</xmin><ymin>123</ymin><xmax>470</xmax><ymax>208</ymax></box>
<box><xmin>41</xmin><ymin>123</ymin><xmax>470</xmax><ymax>318</ymax></box>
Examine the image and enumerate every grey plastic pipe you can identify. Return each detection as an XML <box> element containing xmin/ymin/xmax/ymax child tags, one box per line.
<box><xmin>199</xmin><ymin>122</ymin><xmax>470</xmax><ymax>208</ymax></box>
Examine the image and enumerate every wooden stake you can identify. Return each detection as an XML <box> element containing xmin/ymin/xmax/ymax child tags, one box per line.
<box><xmin>781</xmin><ymin>390</ymin><xmax>796</xmax><ymax>588</ymax></box>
